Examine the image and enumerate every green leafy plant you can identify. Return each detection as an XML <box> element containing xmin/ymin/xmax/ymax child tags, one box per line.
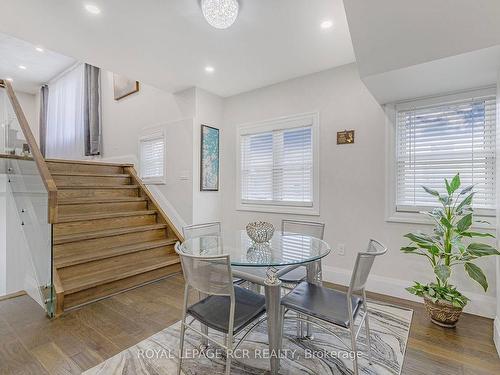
<box><xmin>401</xmin><ymin>173</ymin><xmax>499</xmax><ymax>308</ymax></box>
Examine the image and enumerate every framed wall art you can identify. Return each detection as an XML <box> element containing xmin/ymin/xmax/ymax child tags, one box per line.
<box><xmin>113</xmin><ymin>73</ymin><xmax>139</xmax><ymax>100</ymax></box>
<box><xmin>200</xmin><ymin>125</ymin><xmax>220</xmax><ymax>191</ymax></box>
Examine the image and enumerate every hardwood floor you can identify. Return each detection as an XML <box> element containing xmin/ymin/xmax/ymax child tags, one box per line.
<box><xmin>0</xmin><ymin>274</ymin><xmax>499</xmax><ymax>374</ymax></box>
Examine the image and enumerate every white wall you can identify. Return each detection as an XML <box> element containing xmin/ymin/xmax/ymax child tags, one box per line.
<box><xmin>192</xmin><ymin>88</ymin><xmax>223</xmax><ymax>223</ymax></box>
<box><xmin>101</xmin><ymin>71</ymin><xmax>189</xmax><ymax>160</ymax></box>
<box><xmin>100</xmin><ymin>71</ymin><xmax>197</xmax><ymax>224</ymax></box>
<box><xmin>0</xmin><ymin>174</ymin><xmax>6</xmax><ymax>295</ymax></box>
<box><xmin>495</xmin><ymin>70</ymin><xmax>500</xmax><ymax>355</ymax></box>
<box><xmin>220</xmin><ymin>63</ymin><xmax>497</xmax><ymax>317</ymax></box>
<box><xmin>15</xmin><ymin>91</ymin><xmax>38</xmax><ymax>143</ymax></box>
<box><xmin>100</xmin><ymin>72</ymin><xmax>223</xmax><ymax>225</ymax></box>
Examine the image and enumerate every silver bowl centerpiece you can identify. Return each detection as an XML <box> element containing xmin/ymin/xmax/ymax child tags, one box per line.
<box><xmin>246</xmin><ymin>221</ymin><xmax>274</xmax><ymax>244</ymax></box>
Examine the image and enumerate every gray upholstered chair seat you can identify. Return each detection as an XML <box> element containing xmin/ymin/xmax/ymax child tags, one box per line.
<box><xmin>279</xmin><ymin>267</ymin><xmax>307</xmax><ymax>283</ymax></box>
<box><xmin>281</xmin><ymin>282</ymin><xmax>363</xmax><ymax>328</ymax></box>
<box><xmin>188</xmin><ymin>285</ymin><xmax>266</xmax><ymax>334</ymax></box>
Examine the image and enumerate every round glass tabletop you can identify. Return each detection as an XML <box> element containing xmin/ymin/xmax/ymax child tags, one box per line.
<box><xmin>179</xmin><ymin>230</ymin><xmax>331</xmax><ymax>267</ymax></box>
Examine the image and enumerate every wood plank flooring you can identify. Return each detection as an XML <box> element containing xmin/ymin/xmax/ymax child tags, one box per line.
<box><xmin>0</xmin><ymin>274</ymin><xmax>499</xmax><ymax>374</ymax></box>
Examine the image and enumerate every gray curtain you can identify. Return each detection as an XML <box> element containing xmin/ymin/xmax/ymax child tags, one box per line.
<box><xmin>39</xmin><ymin>84</ymin><xmax>49</xmax><ymax>157</ymax></box>
<box><xmin>83</xmin><ymin>64</ymin><xmax>102</xmax><ymax>156</ymax></box>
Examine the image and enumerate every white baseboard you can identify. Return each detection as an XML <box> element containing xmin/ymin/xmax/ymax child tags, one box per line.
<box><xmin>322</xmin><ymin>265</ymin><xmax>497</xmax><ymax>319</ymax></box>
<box><xmin>494</xmin><ymin>317</ymin><xmax>500</xmax><ymax>357</ymax></box>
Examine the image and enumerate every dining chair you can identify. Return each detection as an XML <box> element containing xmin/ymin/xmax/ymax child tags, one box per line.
<box><xmin>183</xmin><ymin>222</ymin><xmax>244</xmax><ymax>286</ymax></box>
<box><xmin>281</xmin><ymin>239</ymin><xmax>387</xmax><ymax>375</ymax></box>
<box><xmin>279</xmin><ymin>219</ymin><xmax>325</xmax><ymax>285</ymax></box>
<box><xmin>182</xmin><ymin>222</ymin><xmax>222</xmax><ymax>239</ymax></box>
<box><xmin>175</xmin><ymin>242</ymin><xmax>267</xmax><ymax>375</ymax></box>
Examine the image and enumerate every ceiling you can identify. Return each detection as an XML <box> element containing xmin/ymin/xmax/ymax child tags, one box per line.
<box><xmin>0</xmin><ymin>0</ymin><xmax>355</xmax><ymax>97</ymax></box>
<box><xmin>0</xmin><ymin>33</ymin><xmax>76</xmax><ymax>94</ymax></box>
<box><xmin>343</xmin><ymin>0</ymin><xmax>500</xmax><ymax>103</ymax></box>
<box><xmin>344</xmin><ymin>0</ymin><xmax>500</xmax><ymax>78</ymax></box>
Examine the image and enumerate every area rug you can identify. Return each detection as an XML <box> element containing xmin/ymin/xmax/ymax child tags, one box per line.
<box><xmin>83</xmin><ymin>301</ymin><xmax>412</xmax><ymax>375</ymax></box>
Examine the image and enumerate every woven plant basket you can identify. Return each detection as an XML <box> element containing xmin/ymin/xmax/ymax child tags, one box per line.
<box><xmin>423</xmin><ymin>296</ymin><xmax>463</xmax><ymax>328</ymax></box>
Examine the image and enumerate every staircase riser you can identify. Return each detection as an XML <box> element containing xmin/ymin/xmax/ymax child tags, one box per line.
<box><xmin>57</xmin><ymin>188</ymin><xmax>139</xmax><ymax>199</ymax></box>
<box><xmin>54</xmin><ymin>175</ymin><xmax>131</xmax><ymax>186</ymax></box>
<box><xmin>47</xmin><ymin>162</ymin><xmax>124</xmax><ymax>174</ymax></box>
<box><xmin>54</xmin><ymin>214</ymin><xmax>157</xmax><ymax>236</ymax></box>
<box><xmin>59</xmin><ymin>245</ymin><xmax>176</xmax><ymax>276</ymax></box>
<box><xmin>55</xmin><ymin>229</ymin><xmax>168</xmax><ymax>254</ymax></box>
<box><xmin>55</xmin><ymin>245</ymin><xmax>175</xmax><ymax>272</ymax></box>
<box><xmin>58</xmin><ymin>201</ymin><xmax>148</xmax><ymax>216</ymax></box>
<box><xmin>64</xmin><ymin>263</ymin><xmax>182</xmax><ymax>309</ymax></box>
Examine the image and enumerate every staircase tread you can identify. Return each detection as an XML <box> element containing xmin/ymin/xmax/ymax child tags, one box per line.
<box><xmin>58</xmin><ymin>197</ymin><xmax>148</xmax><ymax>205</ymax></box>
<box><xmin>46</xmin><ymin>158</ymin><xmax>133</xmax><ymax>167</ymax></box>
<box><xmin>57</xmin><ymin>184</ymin><xmax>139</xmax><ymax>189</ymax></box>
<box><xmin>55</xmin><ymin>238</ymin><xmax>177</xmax><ymax>268</ymax></box>
<box><xmin>52</xmin><ymin>172</ymin><xmax>130</xmax><ymax>177</ymax></box>
<box><xmin>60</xmin><ymin>251</ymin><xmax>180</xmax><ymax>294</ymax></box>
<box><xmin>54</xmin><ymin>223</ymin><xmax>169</xmax><ymax>244</ymax></box>
<box><xmin>56</xmin><ymin>210</ymin><xmax>157</xmax><ymax>223</ymax></box>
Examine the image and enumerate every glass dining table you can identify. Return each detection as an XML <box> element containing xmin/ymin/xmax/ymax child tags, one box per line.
<box><xmin>179</xmin><ymin>230</ymin><xmax>332</xmax><ymax>374</ymax></box>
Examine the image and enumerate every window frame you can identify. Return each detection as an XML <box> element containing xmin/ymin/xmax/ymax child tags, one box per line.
<box><xmin>236</xmin><ymin>112</ymin><xmax>320</xmax><ymax>215</ymax></box>
<box><xmin>138</xmin><ymin>128</ymin><xmax>166</xmax><ymax>185</ymax></box>
<box><xmin>385</xmin><ymin>87</ymin><xmax>496</xmax><ymax>228</ymax></box>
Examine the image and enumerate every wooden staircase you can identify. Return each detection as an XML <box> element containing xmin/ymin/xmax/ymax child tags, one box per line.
<box><xmin>47</xmin><ymin>159</ymin><xmax>182</xmax><ymax>315</ymax></box>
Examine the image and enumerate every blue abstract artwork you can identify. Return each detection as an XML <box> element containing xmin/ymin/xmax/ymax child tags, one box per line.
<box><xmin>200</xmin><ymin>125</ymin><xmax>219</xmax><ymax>191</ymax></box>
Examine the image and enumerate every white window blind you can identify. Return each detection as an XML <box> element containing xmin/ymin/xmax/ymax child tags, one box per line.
<box><xmin>240</xmin><ymin>125</ymin><xmax>313</xmax><ymax>206</ymax></box>
<box><xmin>396</xmin><ymin>93</ymin><xmax>496</xmax><ymax>212</ymax></box>
<box><xmin>140</xmin><ymin>132</ymin><xmax>165</xmax><ymax>183</ymax></box>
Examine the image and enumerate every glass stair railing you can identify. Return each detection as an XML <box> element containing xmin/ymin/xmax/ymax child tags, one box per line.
<box><xmin>0</xmin><ymin>79</ymin><xmax>56</xmax><ymax>317</ymax></box>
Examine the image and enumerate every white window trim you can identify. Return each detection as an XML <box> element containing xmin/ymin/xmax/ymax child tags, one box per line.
<box><xmin>236</xmin><ymin>112</ymin><xmax>320</xmax><ymax>216</ymax></box>
<box><xmin>385</xmin><ymin>87</ymin><xmax>497</xmax><ymax>230</ymax></box>
<box><xmin>139</xmin><ymin>128</ymin><xmax>166</xmax><ymax>185</ymax></box>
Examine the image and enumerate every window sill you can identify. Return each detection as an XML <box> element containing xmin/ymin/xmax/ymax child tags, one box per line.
<box><xmin>386</xmin><ymin>211</ymin><xmax>496</xmax><ymax>231</ymax></box>
<box><xmin>237</xmin><ymin>202</ymin><xmax>320</xmax><ymax>216</ymax></box>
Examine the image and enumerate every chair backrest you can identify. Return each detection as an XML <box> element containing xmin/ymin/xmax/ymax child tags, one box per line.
<box><xmin>282</xmin><ymin>219</ymin><xmax>325</xmax><ymax>240</ymax></box>
<box><xmin>348</xmin><ymin>239</ymin><xmax>387</xmax><ymax>294</ymax></box>
<box><xmin>183</xmin><ymin>222</ymin><xmax>221</xmax><ymax>239</ymax></box>
<box><xmin>175</xmin><ymin>242</ymin><xmax>234</xmax><ymax>297</ymax></box>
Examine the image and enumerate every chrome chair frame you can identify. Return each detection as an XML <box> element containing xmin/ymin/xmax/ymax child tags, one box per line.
<box><xmin>281</xmin><ymin>219</ymin><xmax>325</xmax><ymax>337</ymax></box>
<box><xmin>182</xmin><ymin>221</ymin><xmax>222</xmax><ymax>239</ymax></box>
<box><xmin>281</xmin><ymin>239</ymin><xmax>387</xmax><ymax>375</ymax></box>
<box><xmin>183</xmin><ymin>222</ymin><xmax>246</xmax><ymax>287</ymax></box>
<box><xmin>175</xmin><ymin>242</ymin><xmax>266</xmax><ymax>375</ymax></box>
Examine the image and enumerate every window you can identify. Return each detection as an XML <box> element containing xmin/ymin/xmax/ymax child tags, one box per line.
<box><xmin>139</xmin><ymin>130</ymin><xmax>165</xmax><ymax>184</ymax></box>
<box><xmin>237</xmin><ymin>113</ymin><xmax>319</xmax><ymax>215</ymax></box>
<box><xmin>394</xmin><ymin>89</ymin><xmax>496</xmax><ymax>216</ymax></box>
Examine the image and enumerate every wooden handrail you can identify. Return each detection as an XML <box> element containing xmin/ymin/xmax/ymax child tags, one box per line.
<box><xmin>1</xmin><ymin>79</ymin><xmax>58</xmax><ymax>223</ymax></box>
<box><xmin>125</xmin><ymin>166</ymin><xmax>184</xmax><ymax>242</ymax></box>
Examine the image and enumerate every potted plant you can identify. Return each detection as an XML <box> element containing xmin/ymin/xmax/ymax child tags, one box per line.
<box><xmin>401</xmin><ymin>173</ymin><xmax>499</xmax><ymax>327</ymax></box>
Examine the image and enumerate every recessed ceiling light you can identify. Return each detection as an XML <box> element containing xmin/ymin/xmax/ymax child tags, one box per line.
<box><xmin>320</xmin><ymin>20</ymin><xmax>333</xmax><ymax>29</ymax></box>
<box><xmin>205</xmin><ymin>66</ymin><xmax>215</xmax><ymax>73</ymax></box>
<box><xmin>6</xmin><ymin>78</ymin><xmax>13</xmax><ymax>82</ymax></box>
<box><xmin>84</xmin><ymin>3</ymin><xmax>101</xmax><ymax>15</ymax></box>
<box><xmin>18</xmin><ymin>65</ymin><xmax>27</xmax><ymax>70</ymax></box>
<box><xmin>35</xmin><ymin>47</ymin><xmax>44</xmax><ymax>52</ymax></box>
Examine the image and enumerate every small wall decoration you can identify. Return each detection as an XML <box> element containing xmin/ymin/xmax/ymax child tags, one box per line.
<box><xmin>113</xmin><ymin>74</ymin><xmax>139</xmax><ymax>100</ymax></box>
<box><xmin>200</xmin><ymin>125</ymin><xmax>220</xmax><ymax>191</ymax></box>
<box><xmin>337</xmin><ymin>129</ymin><xmax>355</xmax><ymax>145</ymax></box>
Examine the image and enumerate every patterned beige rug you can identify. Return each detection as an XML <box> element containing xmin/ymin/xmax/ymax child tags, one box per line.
<box><xmin>83</xmin><ymin>301</ymin><xmax>413</xmax><ymax>375</ymax></box>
